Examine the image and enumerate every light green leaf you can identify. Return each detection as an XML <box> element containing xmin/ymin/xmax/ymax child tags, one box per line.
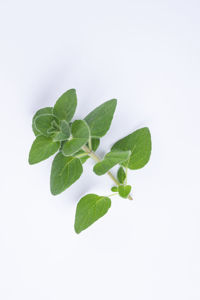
<box><xmin>50</xmin><ymin>152</ymin><xmax>83</xmax><ymax>195</ymax></box>
<box><xmin>32</xmin><ymin>107</ymin><xmax>53</xmax><ymax>136</ymax></box>
<box><xmin>93</xmin><ymin>150</ymin><xmax>131</xmax><ymax>176</ymax></box>
<box><xmin>117</xmin><ymin>166</ymin><xmax>126</xmax><ymax>184</ymax></box>
<box><xmin>34</xmin><ymin>114</ymin><xmax>56</xmax><ymax>136</ymax></box>
<box><xmin>84</xmin><ymin>99</ymin><xmax>117</xmax><ymax>137</ymax></box>
<box><xmin>111</xmin><ymin>186</ymin><xmax>118</xmax><ymax>192</ymax></box>
<box><xmin>111</xmin><ymin>127</ymin><xmax>151</xmax><ymax>170</ymax></box>
<box><xmin>62</xmin><ymin>120</ymin><xmax>90</xmax><ymax>156</ymax></box>
<box><xmin>118</xmin><ymin>185</ymin><xmax>131</xmax><ymax>199</ymax></box>
<box><xmin>74</xmin><ymin>194</ymin><xmax>111</xmax><ymax>233</ymax></box>
<box><xmin>53</xmin><ymin>89</ymin><xmax>77</xmax><ymax>122</ymax></box>
<box><xmin>29</xmin><ymin>136</ymin><xmax>60</xmax><ymax>165</ymax></box>
<box><xmin>52</xmin><ymin>120</ymin><xmax>70</xmax><ymax>142</ymax></box>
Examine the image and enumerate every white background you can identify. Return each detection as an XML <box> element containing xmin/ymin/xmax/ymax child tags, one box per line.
<box><xmin>0</xmin><ymin>0</ymin><xmax>200</xmax><ymax>299</ymax></box>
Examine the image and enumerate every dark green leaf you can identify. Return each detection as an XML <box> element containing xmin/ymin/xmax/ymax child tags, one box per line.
<box><xmin>93</xmin><ymin>150</ymin><xmax>131</xmax><ymax>175</ymax></box>
<box><xmin>32</xmin><ymin>107</ymin><xmax>53</xmax><ymax>136</ymax></box>
<box><xmin>29</xmin><ymin>136</ymin><xmax>60</xmax><ymax>165</ymax></box>
<box><xmin>111</xmin><ymin>127</ymin><xmax>151</xmax><ymax>170</ymax></box>
<box><xmin>84</xmin><ymin>99</ymin><xmax>117</xmax><ymax>137</ymax></box>
<box><xmin>50</xmin><ymin>152</ymin><xmax>83</xmax><ymax>195</ymax></box>
<box><xmin>117</xmin><ymin>166</ymin><xmax>126</xmax><ymax>184</ymax></box>
<box><xmin>53</xmin><ymin>89</ymin><xmax>77</xmax><ymax>122</ymax></box>
<box><xmin>74</xmin><ymin>194</ymin><xmax>111</xmax><ymax>233</ymax></box>
<box><xmin>62</xmin><ymin>120</ymin><xmax>90</xmax><ymax>156</ymax></box>
<box><xmin>34</xmin><ymin>114</ymin><xmax>56</xmax><ymax>136</ymax></box>
<box><xmin>118</xmin><ymin>185</ymin><xmax>131</xmax><ymax>199</ymax></box>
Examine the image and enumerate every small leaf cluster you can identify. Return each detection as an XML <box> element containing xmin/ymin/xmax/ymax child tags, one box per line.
<box><xmin>29</xmin><ymin>89</ymin><xmax>152</xmax><ymax>233</ymax></box>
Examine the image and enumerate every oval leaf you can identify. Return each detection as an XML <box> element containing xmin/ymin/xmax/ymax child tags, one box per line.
<box><xmin>32</xmin><ymin>107</ymin><xmax>53</xmax><ymax>136</ymax></box>
<box><xmin>84</xmin><ymin>99</ymin><xmax>117</xmax><ymax>137</ymax></box>
<box><xmin>111</xmin><ymin>127</ymin><xmax>152</xmax><ymax>170</ymax></box>
<box><xmin>117</xmin><ymin>166</ymin><xmax>126</xmax><ymax>184</ymax></box>
<box><xmin>29</xmin><ymin>136</ymin><xmax>60</xmax><ymax>165</ymax></box>
<box><xmin>74</xmin><ymin>194</ymin><xmax>111</xmax><ymax>234</ymax></box>
<box><xmin>53</xmin><ymin>89</ymin><xmax>77</xmax><ymax>122</ymax></box>
<box><xmin>62</xmin><ymin>120</ymin><xmax>90</xmax><ymax>156</ymax></box>
<box><xmin>118</xmin><ymin>185</ymin><xmax>131</xmax><ymax>199</ymax></box>
<box><xmin>50</xmin><ymin>152</ymin><xmax>83</xmax><ymax>195</ymax></box>
<box><xmin>111</xmin><ymin>186</ymin><xmax>118</xmax><ymax>192</ymax></box>
<box><xmin>93</xmin><ymin>150</ymin><xmax>131</xmax><ymax>176</ymax></box>
<box><xmin>34</xmin><ymin>114</ymin><xmax>56</xmax><ymax>136</ymax></box>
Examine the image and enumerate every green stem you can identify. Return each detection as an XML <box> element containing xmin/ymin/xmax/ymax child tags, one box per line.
<box><xmin>82</xmin><ymin>145</ymin><xmax>133</xmax><ymax>200</ymax></box>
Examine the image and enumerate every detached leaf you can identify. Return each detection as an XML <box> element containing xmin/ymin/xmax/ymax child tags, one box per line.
<box><xmin>29</xmin><ymin>136</ymin><xmax>60</xmax><ymax>164</ymax></box>
<box><xmin>118</xmin><ymin>185</ymin><xmax>131</xmax><ymax>198</ymax></box>
<box><xmin>62</xmin><ymin>120</ymin><xmax>90</xmax><ymax>156</ymax></box>
<box><xmin>93</xmin><ymin>150</ymin><xmax>131</xmax><ymax>176</ymax></box>
<box><xmin>50</xmin><ymin>152</ymin><xmax>83</xmax><ymax>195</ymax></box>
<box><xmin>117</xmin><ymin>166</ymin><xmax>126</xmax><ymax>184</ymax></box>
<box><xmin>32</xmin><ymin>107</ymin><xmax>53</xmax><ymax>136</ymax></box>
<box><xmin>84</xmin><ymin>99</ymin><xmax>117</xmax><ymax>137</ymax></box>
<box><xmin>74</xmin><ymin>194</ymin><xmax>111</xmax><ymax>233</ymax></box>
<box><xmin>34</xmin><ymin>114</ymin><xmax>56</xmax><ymax>136</ymax></box>
<box><xmin>53</xmin><ymin>89</ymin><xmax>77</xmax><ymax>122</ymax></box>
<box><xmin>111</xmin><ymin>127</ymin><xmax>151</xmax><ymax>170</ymax></box>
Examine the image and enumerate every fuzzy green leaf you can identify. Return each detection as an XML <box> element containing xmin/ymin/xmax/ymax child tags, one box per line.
<box><xmin>118</xmin><ymin>185</ymin><xmax>132</xmax><ymax>199</ymax></box>
<box><xmin>84</xmin><ymin>99</ymin><xmax>117</xmax><ymax>137</ymax></box>
<box><xmin>32</xmin><ymin>107</ymin><xmax>53</xmax><ymax>136</ymax></box>
<box><xmin>52</xmin><ymin>120</ymin><xmax>70</xmax><ymax>142</ymax></box>
<box><xmin>74</xmin><ymin>194</ymin><xmax>111</xmax><ymax>233</ymax></box>
<box><xmin>117</xmin><ymin>166</ymin><xmax>126</xmax><ymax>184</ymax></box>
<box><xmin>50</xmin><ymin>152</ymin><xmax>83</xmax><ymax>195</ymax></box>
<box><xmin>93</xmin><ymin>150</ymin><xmax>131</xmax><ymax>176</ymax></box>
<box><xmin>29</xmin><ymin>136</ymin><xmax>60</xmax><ymax>165</ymax></box>
<box><xmin>111</xmin><ymin>127</ymin><xmax>151</xmax><ymax>170</ymax></box>
<box><xmin>34</xmin><ymin>114</ymin><xmax>56</xmax><ymax>136</ymax></box>
<box><xmin>53</xmin><ymin>89</ymin><xmax>77</xmax><ymax>122</ymax></box>
<box><xmin>62</xmin><ymin>120</ymin><xmax>90</xmax><ymax>156</ymax></box>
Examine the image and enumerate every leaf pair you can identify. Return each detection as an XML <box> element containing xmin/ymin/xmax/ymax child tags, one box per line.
<box><xmin>111</xmin><ymin>185</ymin><xmax>132</xmax><ymax>199</ymax></box>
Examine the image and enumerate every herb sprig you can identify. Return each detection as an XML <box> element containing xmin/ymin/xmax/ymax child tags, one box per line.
<box><xmin>29</xmin><ymin>89</ymin><xmax>152</xmax><ymax>233</ymax></box>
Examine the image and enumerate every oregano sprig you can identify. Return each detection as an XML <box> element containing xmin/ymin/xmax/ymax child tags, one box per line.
<box><xmin>29</xmin><ymin>89</ymin><xmax>152</xmax><ymax>233</ymax></box>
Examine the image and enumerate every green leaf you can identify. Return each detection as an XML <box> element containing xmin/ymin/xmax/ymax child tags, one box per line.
<box><xmin>52</xmin><ymin>120</ymin><xmax>70</xmax><ymax>142</ymax></box>
<box><xmin>32</xmin><ymin>107</ymin><xmax>53</xmax><ymax>136</ymax></box>
<box><xmin>28</xmin><ymin>136</ymin><xmax>60</xmax><ymax>165</ymax></box>
<box><xmin>84</xmin><ymin>99</ymin><xmax>117</xmax><ymax>137</ymax></box>
<box><xmin>111</xmin><ymin>186</ymin><xmax>118</xmax><ymax>192</ymax></box>
<box><xmin>118</xmin><ymin>185</ymin><xmax>132</xmax><ymax>199</ymax></box>
<box><xmin>93</xmin><ymin>150</ymin><xmax>131</xmax><ymax>176</ymax></box>
<box><xmin>117</xmin><ymin>166</ymin><xmax>126</xmax><ymax>184</ymax></box>
<box><xmin>62</xmin><ymin>120</ymin><xmax>90</xmax><ymax>156</ymax></box>
<box><xmin>53</xmin><ymin>89</ymin><xmax>77</xmax><ymax>122</ymax></box>
<box><xmin>111</xmin><ymin>127</ymin><xmax>151</xmax><ymax>170</ymax></box>
<box><xmin>74</xmin><ymin>194</ymin><xmax>111</xmax><ymax>233</ymax></box>
<box><xmin>50</xmin><ymin>152</ymin><xmax>83</xmax><ymax>195</ymax></box>
<box><xmin>34</xmin><ymin>114</ymin><xmax>56</xmax><ymax>136</ymax></box>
